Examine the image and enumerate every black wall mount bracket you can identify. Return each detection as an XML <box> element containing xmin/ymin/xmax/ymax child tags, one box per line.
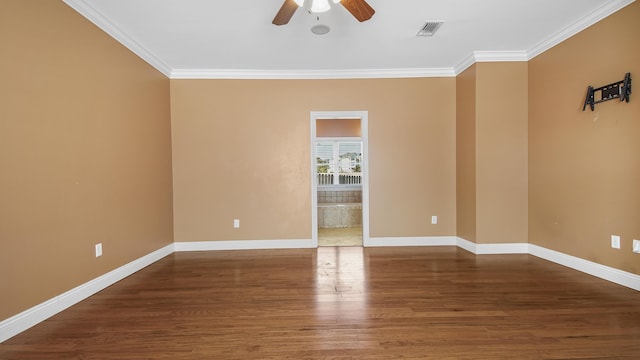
<box><xmin>583</xmin><ymin>72</ymin><xmax>632</xmax><ymax>111</ymax></box>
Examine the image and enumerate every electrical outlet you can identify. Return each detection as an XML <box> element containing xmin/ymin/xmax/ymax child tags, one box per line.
<box><xmin>611</xmin><ymin>235</ymin><xmax>621</xmax><ymax>249</ymax></box>
<box><xmin>431</xmin><ymin>216</ymin><xmax>438</xmax><ymax>225</ymax></box>
<box><xmin>633</xmin><ymin>239</ymin><xmax>640</xmax><ymax>254</ymax></box>
<box><xmin>95</xmin><ymin>243</ymin><xmax>102</xmax><ymax>257</ymax></box>
<box><xmin>233</xmin><ymin>219</ymin><xmax>240</xmax><ymax>228</ymax></box>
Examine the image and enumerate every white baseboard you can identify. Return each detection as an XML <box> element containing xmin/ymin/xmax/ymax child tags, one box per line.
<box><xmin>365</xmin><ymin>237</ymin><xmax>528</xmax><ymax>254</ymax></box>
<box><xmin>0</xmin><ymin>244</ymin><xmax>174</xmax><ymax>343</ymax></box>
<box><xmin>455</xmin><ymin>237</ymin><xmax>478</xmax><ymax>253</ymax></box>
<box><xmin>529</xmin><ymin>244</ymin><xmax>640</xmax><ymax>291</ymax></box>
<box><xmin>371</xmin><ymin>237</ymin><xmax>639</xmax><ymax>291</ymax></box>
<box><xmin>454</xmin><ymin>238</ymin><xmax>640</xmax><ymax>291</ymax></box>
<box><xmin>3</xmin><ymin>237</ymin><xmax>639</xmax><ymax>344</ymax></box>
<box><xmin>174</xmin><ymin>239</ymin><xmax>315</xmax><ymax>252</ymax></box>
<box><xmin>455</xmin><ymin>238</ymin><xmax>529</xmax><ymax>255</ymax></box>
<box><xmin>365</xmin><ymin>236</ymin><xmax>457</xmax><ymax>247</ymax></box>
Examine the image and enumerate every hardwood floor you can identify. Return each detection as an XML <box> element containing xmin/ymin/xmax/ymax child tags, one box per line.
<box><xmin>2</xmin><ymin>247</ymin><xmax>640</xmax><ymax>359</ymax></box>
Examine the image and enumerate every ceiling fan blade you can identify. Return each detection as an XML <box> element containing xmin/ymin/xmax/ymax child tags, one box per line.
<box><xmin>340</xmin><ymin>0</ymin><xmax>375</xmax><ymax>22</ymax></box>
<box><xmin>272</xmin><ymin>0</ymin><xmax>299</xmax><ymax>26</ymax></box>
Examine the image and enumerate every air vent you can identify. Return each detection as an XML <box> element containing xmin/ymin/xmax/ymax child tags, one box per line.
<box><xmin>417</xmin><ymin>21</ymin><xmax>444</xmax><ymax>37</ymax></box>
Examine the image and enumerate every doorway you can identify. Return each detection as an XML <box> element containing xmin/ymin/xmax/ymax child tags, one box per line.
<box><xmin>310</xmin><ymin>111</ymin><xmax>369</xmax><ymax>247</ymax></box>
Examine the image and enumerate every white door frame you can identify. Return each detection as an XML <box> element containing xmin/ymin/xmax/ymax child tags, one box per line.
<box><xmin>310</xmin><ymin>111</ymin><xmax>369</xmax><ymax>247</ymax></box>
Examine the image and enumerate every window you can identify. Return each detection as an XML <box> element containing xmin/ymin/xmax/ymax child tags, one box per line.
<box><xmin>316</xmin><ymin>140</ymin><xmax>362</xmax><ymax>186</ymax></box>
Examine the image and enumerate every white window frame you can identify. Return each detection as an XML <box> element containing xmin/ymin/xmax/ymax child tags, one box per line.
<box><xmin>316</xmin><ymin>137</ymin><xmax>363</xmax><ymax>189</ymax></box>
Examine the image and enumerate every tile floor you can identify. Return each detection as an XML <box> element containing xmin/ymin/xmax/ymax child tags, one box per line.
<box><xmin>318</xmin><ymin>226</ymin><xmax>362</xmax><ymax>247</ymax></box>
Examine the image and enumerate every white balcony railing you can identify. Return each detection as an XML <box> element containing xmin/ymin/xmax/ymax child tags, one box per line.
<box><xmin>318</xmin><ymin>173</ymin><xmax>362</xmax><ymax>185</ymax></box>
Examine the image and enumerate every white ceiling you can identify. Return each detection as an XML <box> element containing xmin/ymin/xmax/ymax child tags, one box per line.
<box><xmin>63</xmin><ymin>0</ymin><xmax>634</xmax><ymax>78</ymax></box>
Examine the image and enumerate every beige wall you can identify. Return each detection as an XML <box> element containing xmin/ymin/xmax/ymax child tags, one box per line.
<box><xmin>456</xmin><ymin>65</ymin><xmax>477</xmax><ymax>243</ymax></box>
<box><xmin>456</xmin><ymin>62</ymin><xmax>528</xmax><ymax>245</ymax></box>
<box><xmin>476</xmin><ymin>62</ymin><xmax>529</xmax><ymax>244</ymax></box>
<box><xmin>529</xmin><ymin>1</ymin><xmax>640</xmax><ymax>274</ymax></box>
<box><xmin>0</xmin><ymin>1</ymin><xmax>174</xmax><ymax>320</ymax></box>
<box><xmin>2</xmin><ymin>0</ymin><xmax>638</xmax><ymax>330</ymax></box>
<box><xmin>317</xmin><ymin>118</ymin><xmax>361</xmax><ymax>137</ymax></box>
<box><xmin>171</xmin><ymin>78</ymin><xmax>457</xmax><ymax>241</ymax></box>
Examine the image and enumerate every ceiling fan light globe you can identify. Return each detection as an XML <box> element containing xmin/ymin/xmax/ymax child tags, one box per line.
<box><xmin>310</xmin><ymin>0</ymin><xmax>331</xmax><ymax>13</ymax></box>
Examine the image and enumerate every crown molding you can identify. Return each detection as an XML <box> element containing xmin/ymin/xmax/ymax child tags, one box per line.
<box><xmin>63</xmin><ymin>0</ymin><xmax>172</xmax><ymax>77</ymax></box>
<box><xmin>453</xmin><ymin>51</ymin><xmax>528</xmax><ymax>75</ymax></box>
<box><xmin>527</xmin><ymin>0</ymin><xmax>635</xmax><ymax>60</ymax></box>
<box><xmin>170</xmin><ymin>67</ymin><xmax>456</xmax><ymax>80</ymax></box>
<box><xmin>452</xmin><ymin>0</ymin><xmax>634</xmax><ymax>75</ymax></box>
<box><xmin>64</xmin><ymin>0</ymin><xmax>634</xmax><ymax>80</ymax></box>
<box><xmin>453</xmin><ymin>53</ymin><xmax>476</xmax><ymax>75</ymax></box>
<box><xmin>473</xmin><ymin>50</ymin><xmax>529</xmax><ymax>62</ymax></box>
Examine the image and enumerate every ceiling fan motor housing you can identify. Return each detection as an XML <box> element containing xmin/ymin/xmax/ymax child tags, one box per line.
<box><xmin>273</xmin><ymin>0</ymin><xmax>374</xmax><ymax>26</ymax></box>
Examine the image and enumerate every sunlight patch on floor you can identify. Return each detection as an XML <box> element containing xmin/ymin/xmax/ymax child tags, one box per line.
<box><xmin>318</xmin><ymin>226</ymin><xmax>362</xmax><ymax>247</ymax></box>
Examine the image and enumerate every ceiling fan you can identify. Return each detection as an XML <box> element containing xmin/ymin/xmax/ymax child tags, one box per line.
<box><xmin>272</xmin><ymin>0</ymin><xmax>375</xmax><ymax>26</ymax></box>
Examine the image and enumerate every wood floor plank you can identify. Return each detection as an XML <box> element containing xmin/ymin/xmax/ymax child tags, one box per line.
<box><xmin>1</xmin><ymin>247</ymin><xmax>640</xmax><ymax>359</ymax></box>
